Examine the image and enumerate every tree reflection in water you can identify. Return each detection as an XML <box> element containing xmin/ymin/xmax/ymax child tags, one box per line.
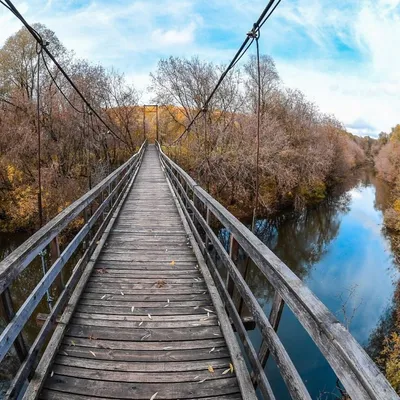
<box><xmin>216</xmin><ymin>168</ymin><xmax>400</xmax><ymax>398</ymax></box>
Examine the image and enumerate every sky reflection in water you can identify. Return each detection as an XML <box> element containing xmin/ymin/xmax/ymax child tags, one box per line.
<box><xmin>245</xmin><ymin>174</ymin><xmax>400</xmax><ymax>399</ymax></box>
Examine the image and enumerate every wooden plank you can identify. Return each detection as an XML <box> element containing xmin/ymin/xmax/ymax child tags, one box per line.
<box><xmin>54</xmin><ymin>356</ymin><xmax>232</xmax><ymax>373</ymax></box>
<box><xmin>65</xmin><ymin>324</ymin><xmax>223</xmax><ymax>341</ymax></box>
<box><xmin>58</xmin><ymin>344</ymin><xmax>229</xmax><ymax>362</ymax></box>
<box><xmin>70</xmin><ymin>317</ymin><xmax>217</xmax><ymax>329</ymax></box>
<box><xmin>82</xmin><ymin>287</ymin><xmax>209</xmax><ymax>295</ymax></box>
<box><xmin>77</xmin><ymin>299</ymin><xmax>210</xmax><ymax>308</ymax></box>
<box><xmin>43</xmin><ymin>375</ymin><xmax>239</xmax><ymax>399</ymax></box>
<box><xmin>61</xmin><ymin>337</ymin><xmax>227</xmax><ymax>351</ymax></box>
<box><xmin>73</xmin><ymin>312</ymin><xmax>214</xmax><ymax>321</ymax></box>
<box><xmin>51</xmin><ymin>363</ymin><xmax>233</xmax><ymax>383</ymax></box>
<box><xmin>40</xmin><ymin>389</ymin><xmax>242</xmax><ymax>400</ymax></box>
<box><xmin>80</xmin><ymin>292</ymin><xmax>208</xmax><ymax>301</ymax></box>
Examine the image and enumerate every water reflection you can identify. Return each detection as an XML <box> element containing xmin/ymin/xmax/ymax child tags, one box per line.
<box><xmin>228</xmin><ymin>169</ymin><xmax>400</xmax><ymax>399</ymax></box>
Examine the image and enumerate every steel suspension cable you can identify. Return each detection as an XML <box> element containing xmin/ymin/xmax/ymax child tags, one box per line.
<box><xmin>41</xmin><ymin>52</ymin><xmax>85</xmax><ymax>115</ymax></box>
<box><xmin>169</xmin><ymin>0</ymin><xmax>281</xmax><ymax>146</ymax></box>
<box><xmin>2</xmin><ymin>0</ymin><xmax>128</xmax><ymax>145</ymax></box>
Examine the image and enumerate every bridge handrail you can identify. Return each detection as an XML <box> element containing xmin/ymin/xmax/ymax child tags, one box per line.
<box><xmin>0</xmin><ymin>140</ymin><xmax>146</xmax><ymax>399</ymax></box>
<box><xmin>156</xmin><ymin>141</ymin><xmax>398</xmax><ymax>400</ymax></box>
<box><xmin>0</xmin><ymin>140</ymin><xmax>146</xmax><ymax>294</ymax></box>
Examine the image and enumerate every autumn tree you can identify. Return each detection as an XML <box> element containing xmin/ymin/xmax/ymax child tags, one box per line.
<box><xmin>0</xmin><ymin>24</ymin><xmax>142</xmax><ymax>231</ymax></box>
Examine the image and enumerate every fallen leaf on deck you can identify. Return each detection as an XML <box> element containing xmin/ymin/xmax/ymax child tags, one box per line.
<box><xmin>170</xmin><ymin>260</ymin><xmax>175</xmax><ymax>266</ymax></box>
<box><xmin>70</xmin><ymin>340</ymin><xmax>76</xmax><ymax>346</ymax></box>
<box><xmin>198</xmin><ymin>378</ymin><xmax>207</xmax><ymax>383</ymax></box>
<box><xmin>131</xmin><ymin>306</ymin><xmax>135</xmax><ymax>312</ymax></box>
<box><xmin>209</xmin><ymin>347</ymin><xmax>215</xmax><ymax>353</ymax></box>
<box><xmin>139</xmin><ymin>321</ymin><xmax>143</xmax><ymax>326</ymax></box>
<box><xmin>156</xmin><ymin>279</ymin><xmax>166</xmax><ymax>288</ymax></box>
<box><xmin>208</xmin><ymin>365</ymin><xmax>214</xmax><ymax>373</ymax></box>
<box><xmin>230</xmin><ymin>363</ymin><xmax>234</xmax><ymax>373</ymax></box>
<box><xmin>150</xmin><ymin>393</ymin><xmax>158</xmax><ymax>400</ymax></box>
<box><xmin>89</xmin><ymin>351</ymin><xmax>96</xmax><ymax>357</ymax></box>
<box><xmin>120</xmin><ymin>291</ymin><xmax>124</xmax><ymax>296</ymax></box>
<box><xmin>141</xmin><ymin>333</ymin><xmax>151</xmax><ymax>341</ymax></box>
<box><xmin>222</xmin><ymin>368</ymin><xmax>230</xmax><ymax>375</ymax></box>
<box><xmin>148</xmin><ymin>314</ymin><xmax>152</xmax><ymax>319</ymax></box>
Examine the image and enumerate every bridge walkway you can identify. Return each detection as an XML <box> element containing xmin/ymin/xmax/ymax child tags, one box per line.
<box><xmin>38</xmin><ymin>145</ymin><xmax>246</xmax><ymax>400</ymax></box>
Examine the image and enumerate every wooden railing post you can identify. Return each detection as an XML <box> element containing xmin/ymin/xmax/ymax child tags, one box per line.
<box><xmin>192</xmin><ymin>192</ymin><xmax>197</xmax><ymax>225</ymax></box>
<box><xmin>50</xmin><ymin>236</ymin><xmax>64</xmax><ymax>293</ymax></box>
<box><xmin>226</xmin><ymin>233</ymin><xmax>238</xmax><ymax>298</ymax></box>
<box><xmin>205</xmin><ymin>207</ymin><xmax>210</xmax><ymax>251</ymax></box>
<box><xmin>0</xmin><ymin>289</ymin><xmax>27</xmax><ymax>362</ymax></box>
<box><xmin>256</xmin><ymin>291</ymin><xmax>285</xmax><ymax>378</ymax></box>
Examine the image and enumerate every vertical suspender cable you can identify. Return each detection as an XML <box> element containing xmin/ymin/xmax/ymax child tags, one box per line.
<box><xmin>203</xmin><ymin>107</ymin><xmax>209</xmax><ymax>191</ymax></box>
<box><xmin>36</xmin><ymin>43</ymin><xmax>44</xmax><ymax>227</ymax></box>
<box><xmin>87</xmin><ymin>109</ymin><xmax>92</xmax><ymax>190</ymax></box>
<box><xmin>143</xmin><ymin>105</ymin><xmax>146</xmax><ymax>141</ymax></box>
<box><xmin>251</xmin><ymin>28</ymin><xmax>261</xmax><ymax>232</ymax></box>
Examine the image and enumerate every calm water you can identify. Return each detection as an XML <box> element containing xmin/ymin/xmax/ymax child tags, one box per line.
<box><xmin>235</xmin><ymin>170</ymin><xmax>400</xmax><ymax>398</ymax></box>
<box><xmin>1</xmin><ymin>169</ymin><xmax>399</xmax><ymax>398</ymax></box>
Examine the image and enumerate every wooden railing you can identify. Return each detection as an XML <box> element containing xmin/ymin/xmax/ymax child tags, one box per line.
<box><xmin>0</xmin><ymin>140</ymin><xmax>146</xmax><ymax>399</ymax></box>
<box><xmin>156</xmin><ymin>142</ymin><xmax>398</xmax><ymax>400</ymax></box>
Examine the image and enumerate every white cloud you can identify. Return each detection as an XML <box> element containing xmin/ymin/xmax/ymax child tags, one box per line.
<box><xmin>151</xmin><ymin>22</ymin><xmax>196</xmax><ymax>47</ymax></box>
<box><xmin>267</xmin><ymin>0</ymin><xmax>400</xmax><ymax>135</ymax></box>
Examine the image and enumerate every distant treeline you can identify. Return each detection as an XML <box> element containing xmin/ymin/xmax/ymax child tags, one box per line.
<box><xmin>151</xmin><ymin>56</ymin><xmax>371</xmax><ymax>215</ymax></box>
<box><xmin>0</xmin><ymin>24</ymin><xmax>374</xmax><ymax>233</ymax></box>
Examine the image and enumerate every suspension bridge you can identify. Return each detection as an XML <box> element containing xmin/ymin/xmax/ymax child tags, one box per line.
<box><xmin>0</xmin><ymin>0</ymin><xmax>399</xmax><ymax>398</ymax></box>
<box><xmin>0</xmin><ymin>142</ymin><xmax>397</xmax><ymax>400</ymax></box>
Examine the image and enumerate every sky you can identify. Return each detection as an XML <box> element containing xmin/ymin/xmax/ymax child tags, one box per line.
<box><xmin>0</xmin><ymin>0</ymin><xmax>399</xmax><ymax>137</ymax></box>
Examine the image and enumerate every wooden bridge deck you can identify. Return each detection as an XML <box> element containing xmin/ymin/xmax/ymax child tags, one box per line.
<box><xmin>39</xmin><ymin>145</ymin><xmax>243</xmax><ymax>399</ymax></box>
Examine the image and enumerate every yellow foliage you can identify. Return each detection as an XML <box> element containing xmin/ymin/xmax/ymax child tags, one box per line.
<box><xmin>390</xmin><ymin>125</ymin><xmax>400</xmax><ymax>143</ymax></box>
<box><xmin>379</xmin><ymin>332</ymin><xmax>400</xmax><ymax>392</ymax></box>
<box><xmin>6</xmin><ymin>164</ymin><xmax>22</xmax><ymax>183</ymax></box>
<box><xmin>393</xmin><ymin>199</ymin><xmax>400</xmax><ymax>213</ymax></box>
<box><xmin>7</xmin><ymin>184</ymin><xmax>37</xmax><ymax>230</ymax></box>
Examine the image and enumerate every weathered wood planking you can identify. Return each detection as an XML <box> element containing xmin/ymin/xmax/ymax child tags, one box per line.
<box><xmin>31</xmin><ymin>145</ymin><xmax>254</xmax><ymax>400</ymax></box>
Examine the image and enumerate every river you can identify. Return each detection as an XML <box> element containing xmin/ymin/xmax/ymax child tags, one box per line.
<box><xmin>0</xmin><ymin>169</ymin><xmax>399</xmax><ymax>398</ymax></box>
<box><xmin>229</xmin><ymin>169</ymin><xmax>400</xmax><ymax>398</ymax></box>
